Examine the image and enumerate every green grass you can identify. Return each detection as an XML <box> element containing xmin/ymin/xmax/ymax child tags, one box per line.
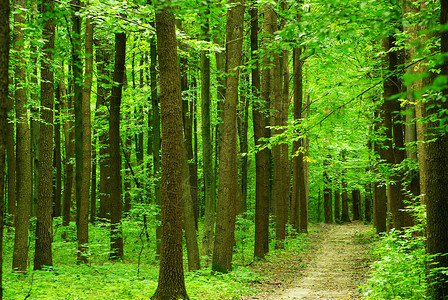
<box><xmin>3</xmin><ymin>215</ymin><xmax>308</xmax><ymax>299</ymax></box>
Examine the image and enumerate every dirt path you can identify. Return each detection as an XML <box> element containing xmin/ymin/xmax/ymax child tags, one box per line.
<box><xmin>249</xmin><ymin>222</ymin><xmax>371</xmax><ymax>300</ymax></box>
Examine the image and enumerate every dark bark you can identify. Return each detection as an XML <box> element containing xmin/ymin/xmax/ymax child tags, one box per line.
<box><xmin>352</xmin><ymin>190</ymin><xmax>361</xmax><ymax>221</ymax></box>
<box><xmin>34</xmin><ymin>0</ymin><xmax>55</xmax><ymax>270</ymax></box>
<box><xmin>54</xmin><ymin>87</ymin><xmax>62</xmax><ymax>218</ymax></box>
<box><xmin>340</xmin><ymin>151</ymin><xmax>350</xmax><ymax>223</ymax></box>
<box><xmin>109</xmin><ymin>31</ymin><xmax>126</xmax><ymax>260</ymax></box>
<box><xmin>334</xmin><ymin>190</ymin><xmax>341</xmax><ymax>222</ymax></box>
<box><xmin>6</xmin><ymin>76</ymin><xmax>15</xmax><ymax>228</ymax></box>
<box><xmin>323</xmin><ymin>159</ymin><xmax>333</xmax><ymax>224</ymax></box>
<box><xmin>212</xmin><ymin>0</ymin><xmax>245</xmax><ymax>273</ymax></box>
<box><xmin>252</xmin><ymin>1</ymin><xmax>270</xmax><ymax>259</ymax></box>
<box><xmin>150</xmin><ymin>5</ymin><xmax>188</xmax><ymax>299</ymax></box>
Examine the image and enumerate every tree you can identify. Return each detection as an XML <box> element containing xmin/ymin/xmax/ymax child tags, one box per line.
<box><xmin>0</xmin><ymin>0</ymin><xmax>9</xmax><ymax>295</ymax></box>
<box><xmin>12</xmin><ymin>0</ymin><xmax>32</xmax><ymax>272</ymax></box>
<box><xmin>340</xmin><ymin>151</ymin><xmax>350</xmax><ymax>223</ymax></box>
<box><xmin>78</xmin><ymin>15</ymin><xmax>94</xmax><ymax>263</ymax></box>
<box><xmin>212</xmin><ymin>0</ymin><xmax>245</xmax><ymax>273</ymax></box>
<box><xmin>323</xmin><ymin>157</ymin><xmax>333</xmax><ymax>224</ymax></box>
<box><xmin>150</xmin><ymin>3</ymin><xmax>188</xmax><ymax>299</ymax></box>
<box><xmin>109</xmin><ymin>29</ymin><xmax>126</xmax><ymax>260</ymax></box>
<box><xmin>419</xmin><ymin>0</ymin><xmax>448</xmax><ymax>297</ymax></box>
<box><xmin>200</xmin><ymin>2</ymin><xmax>216</xmax><ymax>261</ymax></box>
<box><xmin>352</xmin><ymin>189</ymin><xmax>361</xmax><ymax>221</ymax></box>
<box><xmin>252</xmin><ymin>0</ymin><xmax>270</xmax><ymax>259</ymax></box>
<box><xmin>34</xmin><ymin>0</ymin><xmax>55</xmax><ymax>270</ymax></box>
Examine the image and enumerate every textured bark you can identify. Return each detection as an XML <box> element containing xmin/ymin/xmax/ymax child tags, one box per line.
<box><xmin>421</xmin><ymin>0</ymin><xmax>448</xmax><ymax>297</ymax></box>
<box><xmin>12</xmin><ymin>0</ymin><xmax>32</xmax><ymax>272</ymax></box>
<box><xmin>109</xmin><ymin>31</ymin><xmax>126</xmax><ymax>260</ymax></box>
<box><xmin>237</xmin><ymin>73</ymin><xmax>249</xmax><ymax>214</ymax></box>
<box><xmin>252</xmin><ymin>1</ymin><xmax>270</xmax><ymax>259</ymax></box>
<box><xmin>364</xmin><ymin>183</ymin><xmax>372</xmax><ymax>222</ymax></box>
<box><xmin>150</xmin><ymin>5</ymin><xmax>188</xmax><ymax>299</ymax></box>
<box><xmin>200</xmin><ymin>4</ymin><xmax>216</xmax><ymax>261</ymax></box>
<box><xmin>0</xmin><ymin>0</ymin><xmax>9</xmax><ymax>296</ymax></box>
<box><xmin>34</xmin><ymin>0</ymin><xmax>55</xmax><ymax>270</ymax></box>
<box><xmin>212</xmin><ymin>0</ymin><xmax>245</xmax><ymax>273</ymax></box>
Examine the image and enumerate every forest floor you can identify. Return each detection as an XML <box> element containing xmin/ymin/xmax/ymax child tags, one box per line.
<box><xmin>243</xmin><ymin>221</ymin><xmax>373</xmax><ymax>300</ymax></box>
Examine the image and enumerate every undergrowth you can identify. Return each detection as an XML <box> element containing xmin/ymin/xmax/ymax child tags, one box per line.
<box><xmin>3</xmin><ymin>213</ymin><xmax>308</xmax><ymax>299</ymax></box>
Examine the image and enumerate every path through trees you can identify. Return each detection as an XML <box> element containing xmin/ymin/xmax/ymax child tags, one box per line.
<box><xmin>246</xmin><ymin>222</ymin><xmax>371</xmax><ymax>300</ymax></box>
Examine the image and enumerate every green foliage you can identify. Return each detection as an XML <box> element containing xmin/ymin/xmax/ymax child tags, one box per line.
<box><xmin>361</xmin><ymin>225</ymin><xmax>428</xmax><ymax>300</ymax></box>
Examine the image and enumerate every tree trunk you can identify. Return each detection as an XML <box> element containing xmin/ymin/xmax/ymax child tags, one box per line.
<box><xmin>364</xmin><ymin>183</ymin><xmax>372</xmax><ymax>222</ymax></box>
<box><xmin>95</xmin><ymin>40</ymin><xmax>111</xmax><ymax>221</ymax></box>
<box><xmin>0</xmin><ymin>0</ymin><xmax>9</xmax><ymax>295</ymax></box>
<box><xmin>78</xmin><ymin>16</ymin><xmax>93</xmax><ymax>264</ymax></box>
<box><xmin>54</xmin><ymin>87</ymin><xmax>62</xmax><ymax>218</ymax></box>
<box><xmin>334</xmin><ymin>190</ymin><xmax>341</xmax><ymax>222</ymax></box>
<box><xmin>109</xmin><ymin>30</ymin><xmax>126</xmax><ymax>260</ymax></box>
<box><xmin>340</xmin><ymin>151</ymin><xmax>350</xmax><ymax>223</ymax></box>
<box><xmin>252</xmin><ymin>1</ymin><xmax>270</xmax><ymax>259</ymax></box>
<box><xmin>323</xmin><ymin>158</ymin><xmax>333</xmax><ymax>224</ymax></box>
<box><xmin>352</xmin><ymin>190</ymin><xmax>361</xmax><ymax>221</ymax></box>
<box><xmin>182</xmin><ymin>144</ymin><xmax>200</xmax><ymax>271</ymax></box>
<box><xmin>60</xmin><ymin>70</ymin><xmax>74</xmax><ymax>235</ymax></box>
<box><xmin>200</xmin><ymin>4</ymin><xmax>216</xmax><ymax>261</ymax></box>
<box><xmin>34</xmin><ymin>0</ymin><xmax>55</xmax><ymax>270</ymax></box>
<box><xmin>6</xmin><ymin>76</ymin><xmax>15</xmax><ymax>228</ymax></box>
<box><xmin>12</xmin><ymin>0</ymin><xmax>32</xmax><ymax>272</ymax></box>
<box><xmin>237</xmin><ymin>72</ymin><xmax>249</xmax><ymax>214</ymax></box>
<box><xmin>150</xmin><ymin>5</ymin><xmax>188</xmax><ymax>299</ymax></box>
<box><xmin>212</xmin><ymin>0</ymin><xmax>245</xmax><ymax>273</ymax></box>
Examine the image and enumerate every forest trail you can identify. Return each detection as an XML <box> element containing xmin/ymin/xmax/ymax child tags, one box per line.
<box><xmin>249</xmin><ymin>222</ymin><xmax>371</xmax><ymax>300</ymax></box>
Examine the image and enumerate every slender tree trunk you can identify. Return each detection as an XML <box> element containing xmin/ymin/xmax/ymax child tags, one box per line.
<box><xmin>6</xmin><ymin>78</ymin><xmax>15</xmax><ymax>227</ymax></box>
<box><xmin>334</xmin><ymin>190</ymin><xmax>340</xmax><ymax>222</ymax></box>
<box><xmin>109</xmin><ymin>30</ymin><xmax>126</xmax><ymax>260</ymax></box>
<box><xmin>252</xmin><ymin>1</ymin><xmax>270</xmax><ymax>259</ymax></box>
<box><xmin>182</xmin><ymin>144</ymin><xmax>200</xmax><ymax>271</ymax></box>
<box><xmin>323</xmin><ymin>158</ymin><xmax>333</xmax><ymax>224</ymax></box>
<box><xmin>12</xmin><ymin>0</ymin><xmax>32</xmax><ymax>272</ymax></box>
<box><xmin>60</xmin><ymin>71</ymin><xmax>74</xmax><ymax>234</ymax></box>
<box><xmin>0</xmin><ymin>1</ymin><xmax>9</xmax><ymax>295</ymax></box>
<box><xmin>34</xmin><ymin>0</ymin><xmax>55</xmax><ymax>270</ymax></box>
<box><xmin>340</xmin><ymin>151</ymin><xmax>350</xmax><ymax>223</ymax></box>
<box><xmin>95</xmin><ymin>41</ymin><xmax>111</xmax><ymax>221</ymax></box>
<box><xmin>54</xmin><ymin>87</ymin><xmax>62</xmax><ymax>218</ymax></box>
<box><xmin>77</xmin><ymin>16</ymin><xmax>93</xmax><ymax>264</ymax></box>
<box><xmin>212</xmin><ymin>0</ymin><xmax>245</xmax><ymax>273</ymax></box>
<box><xmin>150</xmin><ymin>4</ymin><xmax>189</xmax><ymax>299</ymax></box>
<box><xmin>200</xmin><ymin>4</ymin><xmax>216</xmax><ymax>261</ymax></box>
<box><xmin>237</xmin><ymin>72</ymin><xmax>249</xmax><ymax>214</ymax></box>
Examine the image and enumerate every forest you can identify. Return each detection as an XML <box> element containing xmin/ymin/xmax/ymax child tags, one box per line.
<box><xmin>0</xmin><ymin>0</ymin><xmax>447</xmax><ymax>299</ymax></box>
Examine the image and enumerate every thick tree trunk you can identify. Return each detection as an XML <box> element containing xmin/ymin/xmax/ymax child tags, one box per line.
<box><xmin>12</xmin><ymin>0</ymin><xmax>32</xmax><ymax>272</ymax></box>
<box><xmin>34</xmin><ymin>0</ymin><xmax>55</xmax><ymax>270</ymax></box>
<box><xmin>252</xmin><ymin>1</ymin><xmax>270</xmax><ymax>259</ymax></box>
<box><xmin>212</xmin><ymin>0</ymin><xmax>245</xmax><ymax>273</ymax></box>
<box><xmin>150</xmin><ymin>5</ymin><xmax>188</xmax><ymax>299</ymax></box>
<box><xmin>109</xmin><ymin>31</ymin><xmax>126</xmax><ymax>260</ymax></box>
